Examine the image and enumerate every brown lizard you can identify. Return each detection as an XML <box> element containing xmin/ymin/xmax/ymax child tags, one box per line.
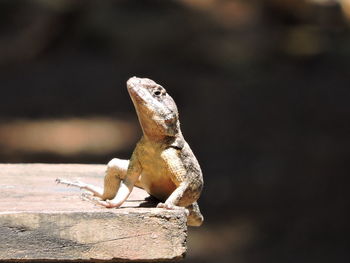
<box><xmin>56</xmin><ymin>77</ymin><xmax>204</xmax><ymax>226</ymax></box>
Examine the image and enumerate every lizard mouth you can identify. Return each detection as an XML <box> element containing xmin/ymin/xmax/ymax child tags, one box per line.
<box><xmin>126</xmin><ymin>77</ymin><xmax>144</xmax><ymax>102</ymax></box>
<box><xmin>127</xmin><ymin>85</ymin><xmax>146</xmax><ymax>105</ymax></box>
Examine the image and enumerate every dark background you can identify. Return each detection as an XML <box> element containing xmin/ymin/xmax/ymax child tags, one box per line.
<box><xmin>0</xmin><ymin>1</ymin><xmax>349</xmax><ymax>262</ymax></box>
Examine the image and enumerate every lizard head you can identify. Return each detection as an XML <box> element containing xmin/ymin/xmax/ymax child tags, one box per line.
<box><xmin>127</xmin><ymin>77</ymin><xmax>180</xmax><ymax>140</ymax></box>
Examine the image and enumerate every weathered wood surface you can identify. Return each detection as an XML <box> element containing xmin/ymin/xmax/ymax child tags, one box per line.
<box><xmin>0</xmin><ymin>164</ymin><xmax>187</xmax><ymax>262</ymax></box>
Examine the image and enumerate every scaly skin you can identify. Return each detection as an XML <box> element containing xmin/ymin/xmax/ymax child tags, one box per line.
<box><xmin>57</xmin><ymin>77</ymin><xmax>204</xmax><ymax>226</ymax></box>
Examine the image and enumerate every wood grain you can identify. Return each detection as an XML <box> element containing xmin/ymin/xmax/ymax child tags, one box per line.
<box><xmin>0</xmin><ymin>164</ymin><xmax>187</xmax><ymax>262</ymax></box>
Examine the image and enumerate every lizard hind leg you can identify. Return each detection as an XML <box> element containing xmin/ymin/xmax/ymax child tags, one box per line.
<box><xmin>56</xmin><ymin>158</ymin><xmax>129</xmax><ymax>200</ymax></box>
<box><xmin>55</xmin><ymin>178</ymin><xmax>104</xmax><ymax>198</ymax></box>
<box><xmin>186</xmin><ymin>202</ymin><xmax>204</xmax><ymax>227</ymax></box>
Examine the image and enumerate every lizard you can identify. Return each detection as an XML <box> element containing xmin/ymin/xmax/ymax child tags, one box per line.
<box><xmin>56</xmin><ymin>77</ymin><xmax>204</xmax><ymax>226</ymax></box>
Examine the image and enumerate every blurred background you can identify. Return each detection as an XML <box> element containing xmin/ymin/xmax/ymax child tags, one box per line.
<box><xmin>0</xmin><ymin>0</ymin><xmax>349</xmax><ymax>262</ymax></box>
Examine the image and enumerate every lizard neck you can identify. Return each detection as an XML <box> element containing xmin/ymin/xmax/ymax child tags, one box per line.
<box><xmin>142</xmin><ymin>131</ymin><xmax>185</xmax><ymax>148</ymax></box>
<box><xmin>136</xmin><ymin>109</ymin><xmax>181</xmax><ymax>142</ymax></box>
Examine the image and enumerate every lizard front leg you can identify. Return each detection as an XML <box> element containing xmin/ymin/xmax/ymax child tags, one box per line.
<box><xmin>101</xmin><ymin>158</ymin><xmax>129</xmax><ymax>200</ymax></box>
<box><xmin>157</xmin><ymin>147</ymin><xmax>203</xmax><ymax>226</ymax></box>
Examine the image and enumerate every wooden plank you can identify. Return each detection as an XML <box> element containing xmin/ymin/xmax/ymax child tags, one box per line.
<box><xmin>0</xmin><ymin>164</ymin><xmax>187</xmax><ymax>262</ymax></box>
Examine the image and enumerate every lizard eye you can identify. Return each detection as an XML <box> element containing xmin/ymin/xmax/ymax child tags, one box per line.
<box><xmin>153</xmin><ymin>86</ymin><xmax>166</xmax><ymax>97</ymax></box>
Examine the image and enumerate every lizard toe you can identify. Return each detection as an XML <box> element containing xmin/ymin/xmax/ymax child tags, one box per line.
<box><xmin>157</xmin><ymin>202</ymin><xmax>175</xmax><ymax>209</ymax></box>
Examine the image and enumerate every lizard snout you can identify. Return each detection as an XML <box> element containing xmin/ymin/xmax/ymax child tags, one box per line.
<box><xmin>126</xmin><ymin>76</ymin><xmax>140</xmax><ymax>89</ymax></box>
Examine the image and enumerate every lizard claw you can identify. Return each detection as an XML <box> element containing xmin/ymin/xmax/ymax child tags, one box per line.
<box><xmin>81</xmin><ymin>192</ymin><xmax>98</xmax><ymax>201</ymax></box>
<box><xmin>81</xmin><ymin>193</ymin><xmax>121</xmax><ymax>208</ymax></box>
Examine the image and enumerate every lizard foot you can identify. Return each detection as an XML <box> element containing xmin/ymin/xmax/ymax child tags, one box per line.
<box><xmin>81</xmin><ymin>192</ymin><xmax>121</xmax><ymax>208</ymax></box>
<box><xmin>81</xmin><ymin>192</ymin><xmax>100</xmax><ymax>202</ymax></box>
<box><xmin>157</xmin><ymin>202</ymin><xmax>176</xmax><ymax>209</ymax></box>
<box><xmin>157</xmin><ymin>203</ymin><xmax>189</xmax><ymax>216</ymax></box>
<box><xmin>97</xmin><ymin>200</ymin><xmax>121</xmax><ymax>208</ymax></box>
